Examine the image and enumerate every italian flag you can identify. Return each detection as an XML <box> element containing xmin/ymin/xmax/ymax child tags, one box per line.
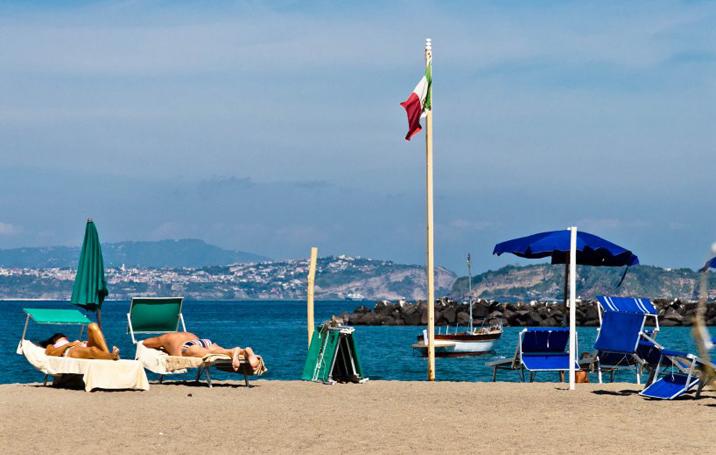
<box><xmin>400</xmin><ymin>61</ymin><xmax>432</xmax><ymax>141</ymax></box>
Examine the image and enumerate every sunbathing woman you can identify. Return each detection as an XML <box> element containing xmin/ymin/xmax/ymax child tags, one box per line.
<box><xmin>141</xmin><ymin>332</ymin><xmax>260</xmax><ymax>371</ymax></box>
<box><xmin>41</xmin><ymin>323</ymin><xmax>120</xmax><ymax>360</ymax></box>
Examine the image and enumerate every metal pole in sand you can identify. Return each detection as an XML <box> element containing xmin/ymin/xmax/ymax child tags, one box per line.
<box><xmin>568</xmin><ymin>227</ymin><xmax>578</xmax><ymax>390</ymax></box>
<box><xmin>467</xmin><ymin>253</ymin><xmax>473</xmax><ymax>332</ymax></box>
<box><xmin>307</xmin><ymin>247</ymin><xmax>318</xmax><ymax>347</ymax></box>
<box><xmin>424</xmin><ymin>38</ymin><xmax>436</xmax><ymax>381</ymax></box>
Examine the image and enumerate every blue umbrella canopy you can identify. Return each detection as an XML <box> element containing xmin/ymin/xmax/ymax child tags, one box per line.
<box><xmin>699</xmin><ymin>257</ymin><xmax>716</xmax><ymax>273</ymax></box>
<box><xmin>493</xmin><ymin>230</ymin><xmax>639</xmax><ymax>267</ymax></box>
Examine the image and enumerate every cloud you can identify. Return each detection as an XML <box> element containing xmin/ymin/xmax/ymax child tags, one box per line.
<box><xmin>0</xmin><ymin>222</ymin><xmax>20</xmax><ymax>236</ymax></box>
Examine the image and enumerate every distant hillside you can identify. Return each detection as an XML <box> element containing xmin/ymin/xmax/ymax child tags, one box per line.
<box><xmin>450</xmin><ymin>264</ymin><xmax>716</xmax><ymax>301</ymax></box>
<box><xmin>0</xmin><ymin>239</ymin><xmax>267</xmax><ymax>268</ymax></box>
<box><xmin>0</xmin><ymin>255</ymin><xmax>455</xmax><ymax>300</ymax></box>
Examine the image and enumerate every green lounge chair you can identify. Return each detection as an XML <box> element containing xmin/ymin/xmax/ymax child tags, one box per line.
<box><xmin>18</xmin><ymin>308</ymin><xmax>149</xmax><ymax>391</ymax></box>
<box><xmin>127</xmin><ymin>297</ymin><xmax>265</xmax><ymax>387</ymax></box>
<box><xmin>127</xmin><ymin>297</ymin><xmax>186</xmax><ymax>344</ymax></box>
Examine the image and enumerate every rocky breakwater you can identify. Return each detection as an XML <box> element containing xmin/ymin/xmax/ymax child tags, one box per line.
<box><xmin>341</xmin><ymin>298</ymin><xmax>716</xmax><ymax>327</ymax></box>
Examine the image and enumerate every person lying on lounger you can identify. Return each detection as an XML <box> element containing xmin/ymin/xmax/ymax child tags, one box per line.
<box><xmin>141</xmin><ymin>332</ymin><xmax>260</xmax><ymax>371</ymax></box>
<box><xmin>40</xmin><ymin>323</ymin><xmax>120</xmax><ymax>360</ymax></box>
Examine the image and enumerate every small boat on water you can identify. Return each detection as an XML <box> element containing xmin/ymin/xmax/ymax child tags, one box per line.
<box><xmin>411</xmin><ymin>322</ymin><xmax>503</xmax><ymax>357</ymax></box>
<box><xmin>411</xmin><ymin>253</ymin><xmax>503</xmax><ymax>357</ymax></box>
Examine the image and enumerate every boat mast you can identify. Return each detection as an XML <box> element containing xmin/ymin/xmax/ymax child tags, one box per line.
<box><xmin>467</xmin><ymin>253</ymin><xmax>473</xmax><ymax>332</ymax></box>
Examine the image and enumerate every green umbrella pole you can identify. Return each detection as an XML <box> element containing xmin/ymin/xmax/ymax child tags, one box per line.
<box><xmin>97</xmin><ymin>297</ymin><xmax>104</xmax><ymax>330</ymax></box>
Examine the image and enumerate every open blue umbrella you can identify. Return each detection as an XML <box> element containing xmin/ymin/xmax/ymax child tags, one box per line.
<box><xmin>493</xmin><ymin>230</ymin><xmax>639</xmax><ymax>267</ymax></box>
<box><xmin>699</xmin><ymin>257</ymin><xmax>716</xmax><ymax>273</ymax></box>
<box><xmin>493</xmin><ymin>227</ymin><xmax>639</xmax><ymax>390</ymax></box>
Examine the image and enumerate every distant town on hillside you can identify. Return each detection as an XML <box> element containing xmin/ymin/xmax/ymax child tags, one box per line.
<box><xmin>0</xmin><ymin>240</ymin><xmax>713</xmax><ymax>301</ymax></box>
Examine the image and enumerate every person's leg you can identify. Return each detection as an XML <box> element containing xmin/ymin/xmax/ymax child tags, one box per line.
<box><xmin>206</xmin><ymin>344</ymin><xmax>259</xmax><ymax>370</ymax></box>
<box><xmin>142</xmin><ymin>334</ymin><xmax>167</xmax><ymax>350</ymax></box>
<box><xmin>143</xmin><ymin>333</ymin><xmax>198</xmax><ymax>355</ymax></box>
<box><xmin>182</xmin><ymin>345</ymin><xmax>212</xmax><ymax>358</ymax></box>
<box><xmin>67</xmin><ymin>346</ymin><xmax>118</xmax><ymax>360</ymax></box>
<box><xmin>86</xmin><ymin>323</ymin><xmax>110</xmax><ymax>353</ymax></box>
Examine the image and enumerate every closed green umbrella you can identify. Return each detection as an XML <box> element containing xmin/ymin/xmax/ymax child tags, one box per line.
<box><xmin>70</xmin><ymin>219</ymin><xmax>108</xmax><ymax>328</ymax></box>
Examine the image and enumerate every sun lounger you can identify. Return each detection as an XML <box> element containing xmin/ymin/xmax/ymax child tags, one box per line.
<box><xmin>487</xmin><ymin>327</ymin><xmax>579</xmax><ymax>382</ymax></box>
<box><xmin>593</xmin><ymin>296</ymin><xmax>711</xmax><ymax>399</ymax></box>
<box><xmin>127</xmin><ymin>297</ymin><xmax>266</xmax><ymax>387</ymax></box>
<box><xmin>17</xmin><ymin>308</ymin><xmax>149</xmax><ymax>391</ymax></box>
<box><xmin>591</xmin><ymin>296</ymin><xmax>660</xmax><ymax>384</ymax></box>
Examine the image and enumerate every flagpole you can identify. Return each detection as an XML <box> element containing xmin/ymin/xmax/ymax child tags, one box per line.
<box><xmin>424</xmin><ymin>38</ymin><xmax>436</xmax><ymax>381</ymax></box>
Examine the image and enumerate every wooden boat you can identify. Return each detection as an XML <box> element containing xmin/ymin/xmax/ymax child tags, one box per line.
<box><xmin>411</xmin><ymin>253</ymin><xmax>503</xmax><ymax>357</ymax></box>
<box><xmin>411</xmin><ymin>323</ymin><xmax>503</xmax><ymax>357</ymax></box>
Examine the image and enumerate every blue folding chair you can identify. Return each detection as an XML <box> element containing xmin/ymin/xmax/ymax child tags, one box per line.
<box><xmin>593</xmin><ymin>296</ymin><xmax>660</xmax><ymax>384</ymax></box>
<box><xmin>488</xmin><ymin>327</ymin><xmax>579</xmax><ymax>382</ymax></box>
<box><xmin>594</xmin><ymin>296</ymin><xmax>711</xmax><ymax>399</ymax></box>
<box><xmin>519</xmin><ymin>327</ymin><xmax>580</xmax><ymax>382</ymax></box>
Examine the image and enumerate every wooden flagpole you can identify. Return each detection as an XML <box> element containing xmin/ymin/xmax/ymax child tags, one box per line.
<box><xmin>424</xmin><ymin>38</ymin><xmax>436</xmax><ymax>381</ymax></box>
<box><xmin>307</xmin><ymin>246</ymin><xmax>318</xmax><ymax>347</ymax></box>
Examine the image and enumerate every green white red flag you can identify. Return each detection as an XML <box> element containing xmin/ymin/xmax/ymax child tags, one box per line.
<box><xmin>400</xmin><ymin>60</ymin><xmax>432</xmax><ymax>141</ymax></box>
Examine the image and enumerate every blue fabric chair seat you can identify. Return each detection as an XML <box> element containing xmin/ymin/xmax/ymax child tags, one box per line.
<box><xmin>522</xmin><ymin>354</ymin><xmax>577</xmax><ymax>371</ymax></box>
<box><xmin>640</xmin><ymin>373</ymin><xmax>700</xmax><ymax>400</ymax></box>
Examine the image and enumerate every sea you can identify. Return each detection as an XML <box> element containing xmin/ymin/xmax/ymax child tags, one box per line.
<box><xmin>0</xmin><ymin>300</ymin><xmax>702</xmax><ymax>384</ymax></box>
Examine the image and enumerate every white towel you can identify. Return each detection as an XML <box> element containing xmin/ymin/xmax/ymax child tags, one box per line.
<box><xmin>20</xmin><ymin>340</ymin><xmax>149</xmax><ymax>392</ymax></box>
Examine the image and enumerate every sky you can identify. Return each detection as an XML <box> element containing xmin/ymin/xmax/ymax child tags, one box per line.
<box><xmin>0</xmin><ymin>1</ymin><xmax>714</xmax><ymax>273</ymax></box>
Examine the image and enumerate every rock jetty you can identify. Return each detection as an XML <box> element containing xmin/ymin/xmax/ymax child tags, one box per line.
<box><xmin>341</xmin><ymin>298</ymin><xmax>716</xmax><ymax>327</ymax></box>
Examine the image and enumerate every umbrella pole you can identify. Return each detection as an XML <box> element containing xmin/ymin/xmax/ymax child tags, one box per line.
<box><xmin>563</xmin><ymin>261</ymin><xmax>569</xmax><ymax>326</ymax></box>
<box><xmin>96</xmin><ymin>297</ymin><xmax>103</xmax><ymax>330</ymax></box>
<box><xmin>568</xmin><ymin>227</ymin><xmax>578</xmax><ymax>390</ymax></box>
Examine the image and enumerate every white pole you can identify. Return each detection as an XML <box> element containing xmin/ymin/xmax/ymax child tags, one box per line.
<box><xmin>568</xmin><ymin>226</ymin><xmax>578</xmax><ymax>390</ymax></box>
<box><xmin>424</xmin><ymin>38</ymin><xmax>436</xmax><ymax>381</ymax></box>
<box><xmin>467</xmin><ymin>253</ymin><xmax>473</xmax><ymax>332</ymax></box>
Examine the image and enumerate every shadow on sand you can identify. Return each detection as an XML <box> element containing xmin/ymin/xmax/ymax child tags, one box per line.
<box><xmin>590</xmin><ymin>389</ymin><xmax>640</xmax><ymax>397</ymax></box>
<box><xmin>151</xmin><ymin>379</ymin><xmax>258</xmax><ymax>389</ymax></box>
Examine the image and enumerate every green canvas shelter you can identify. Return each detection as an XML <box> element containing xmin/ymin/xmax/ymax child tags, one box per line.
<box><xmin>71</xmin><ymin>219</ymin><xmax>108</xmax><ymax>326</ymax></box>
<box><xmin>17</xmin><ymin>308</ymin><xmax>91</xmax><ymax>354</ymax></box>
<box><xmin>302</xmin><ymin>325</ymin><xmax>366</xmax><ymax>384</ymax></box>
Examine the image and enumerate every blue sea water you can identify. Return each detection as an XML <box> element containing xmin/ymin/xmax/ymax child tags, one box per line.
<box><xmin>0</xmin><ymin>300</ymin><xmax>701</xmax><ymax>384</ymax></box>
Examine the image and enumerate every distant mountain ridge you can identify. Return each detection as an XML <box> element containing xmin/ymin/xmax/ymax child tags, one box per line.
<box><xmin>0</xmin><ymin>239</ymin><xmax>268</xmax><ymax>268</ymax></box>
<box><xmin>450</xmin><ymin>264</ymin><xmax>716</xmax><ymax>301</ymax></box>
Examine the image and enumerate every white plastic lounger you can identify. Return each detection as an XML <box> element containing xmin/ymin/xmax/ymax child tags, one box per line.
<box><xmin>128</xmin><ymin>297</ymin><xmax>266</xmax><ymax>387</ymax></box>
<box><xmin>19</xmin><ymin>340</ymin><xmax>149</xmax><ymax>392</ymax></box>
<box><xmin>17</xmin><ymin>308</ymin><xmax>149</xmax><ymax>392</ymax></box>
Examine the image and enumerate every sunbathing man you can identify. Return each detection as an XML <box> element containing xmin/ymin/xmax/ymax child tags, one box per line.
<box><xmin>41</xmin><ymin>322</ymin><xmax>120</xmax><ymax>360</ymax></box>
<box><xmin>141</xmin><ymin>332</ymin><xmax>260</xmax><ymax>371</ymax></box>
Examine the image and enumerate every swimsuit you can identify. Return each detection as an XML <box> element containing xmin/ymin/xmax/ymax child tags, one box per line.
<box><xmin>181</xmin><ymin>338</ymin><xmax>213</xmax><ymax>352</ymax></box>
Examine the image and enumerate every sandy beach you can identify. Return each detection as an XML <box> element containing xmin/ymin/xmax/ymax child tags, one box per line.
<box><xmin>1</xmin><ymin>380</ymin><xmax>713</xmax><ymax>454</ymax></box>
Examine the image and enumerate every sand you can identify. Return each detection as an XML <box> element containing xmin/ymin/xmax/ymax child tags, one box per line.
<box><xmin>1</xmin><ymin>380</ymin><xmax>714</xmax><ymax>454</ymax></box>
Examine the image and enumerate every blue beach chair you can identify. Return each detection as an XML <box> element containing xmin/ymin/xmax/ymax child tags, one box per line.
<box><xmin>593</xmin><ymin>296</ymin><xmax>660</xmax><ymax>384</ymax></box>
<box><xmin>594</xmin><ymin>296</ymin><xmax>712</xmax><ymax>399</ymax></box>
<box><xmin>487</xmin><ymin>327</ymin><xmax>579</xmax><ymax>382</ymax></box>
